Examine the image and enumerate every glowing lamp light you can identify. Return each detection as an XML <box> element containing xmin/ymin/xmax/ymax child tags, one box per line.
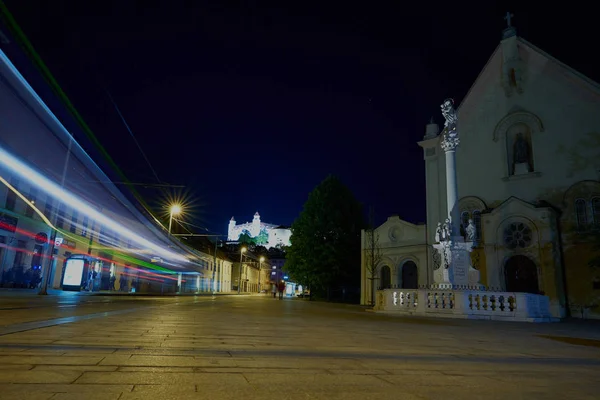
<box><xmin>241</xmin><ymin>247</ymin><xmax>247</xmax><ymax>253</ymax></box>
<box><xmin>0</xmin><ymin>146</ymin><xmax>189</xmax><ymax>263</ymax></box>
<box><xmin>259</xmin><ymin>256</ymin><xmax>265</xmax><ymax>262</ymax></box>
<box><xmin>170</xmin><ymin>204</ymin><xmax>182</xmax><ymax>215</ymax></box>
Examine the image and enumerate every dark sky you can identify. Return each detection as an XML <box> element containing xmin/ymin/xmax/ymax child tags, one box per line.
<box><xmin>2</xmin><ymin>1</ymin><xmax>597</xmax><ymax>233</ymax></box>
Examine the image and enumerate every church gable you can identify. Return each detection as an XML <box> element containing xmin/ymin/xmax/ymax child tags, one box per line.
<box><xmin>458</xmin><ymin>35</ymin><xmax>600</xmax><ymax>134</ymax></box>
<box><xmin>483</xmin><ymin>196</ymin><xmax>557</xmax><ymax>245</ymax></box>
<box><xmin>447</xmin><ymin>26</ymin><xmax>600</xmax><ymax>206</ymax></box>
<box><xmin>374</xmin><ymin>216</ymin><xmax>425</xmax><ymax>248</ymax></box>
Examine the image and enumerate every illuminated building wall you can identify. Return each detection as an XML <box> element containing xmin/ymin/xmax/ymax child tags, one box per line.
<box><xmin>227</xmin><ymin>212</ymin><xmax>291</xmax><ymax>249</ymax></box>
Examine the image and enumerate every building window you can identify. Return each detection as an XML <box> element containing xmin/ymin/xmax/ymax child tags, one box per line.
<box><xmin>575</xmin><ymin>199</ymin><xmax>587</xmax><ymax>230</ymax></box>
<box><xmin>70</xmin><ymin>210</ymin><xmax>78</xmax><ymax>233</ymax></box>
<box><xmin>81</xmin><ymin>216</ymin><xmax>89</xmax><ymax>237</ymax></box>
<box><xmin>592</xmin><ymin>197</ymin><xmax>600</xmax><ymax>227</ymax></box>
<box><xmin>5</xmin><ymin>187</ymin><xmax>17</xmax><ymax>212</ymax></box>
<box><xmin>44</xmin><ymin>195</ymin><xmax>54</xmax><ymax>219</ymax></box>
<box><xmin>460</xmin><ymin>211</ymin><xmax>469</xmax><ymax>232</ymax></box>
<box><xmin>473</xmin><ymin>210</ymin><xmax>482</xmax><ymax>241</ymax></box>
<box><xmin>25</xmin><ymin>187</ymin><xmax>37</xmax><ymax>218</ymax></box>
<box><xmin>56</xmin><ymin>204</ymin><xmax>66</xmax><ymax>229</ymax></box>
<box><xmin>460</xmin><ymin>209</ymin><xmax>482</xmax><ymax>242</ymax></box>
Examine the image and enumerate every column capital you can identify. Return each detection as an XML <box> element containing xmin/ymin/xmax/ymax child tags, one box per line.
<box><xmin>440</xmin><ymin>130</ymin><xmax>460</xmax><ymax>152</ymax></box>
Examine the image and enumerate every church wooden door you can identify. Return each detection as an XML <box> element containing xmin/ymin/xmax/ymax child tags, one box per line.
<box><xmin>504</xmin><ymin>255</ymin><xmax>539</xmax><ymax>294</ymax></box>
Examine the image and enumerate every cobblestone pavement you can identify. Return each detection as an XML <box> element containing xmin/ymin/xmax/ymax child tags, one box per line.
<box><xmin>0</xmin><ymin>292</ymin><xmax>599</xmax><ymax>399</ymax></box>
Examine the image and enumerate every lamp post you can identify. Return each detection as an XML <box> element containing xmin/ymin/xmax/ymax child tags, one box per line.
<box><xmin>237</xmin><ymin>246</ymin><xmax>246</xmax><ymax>294</ymax></box>
<box><xmin>168</xmin><ymin>204</ymin><xmax>182</xmax><ymax>238</ymax></box>
<box><xmin>259</xmin><ymin>256</ymin><xmax>265</xmax><ymax>293</ymax></box>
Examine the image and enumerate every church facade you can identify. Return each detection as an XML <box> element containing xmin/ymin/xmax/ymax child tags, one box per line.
<box><xmin>361</xmin><ymin>23</ymin><xmax>600</xmax><ymax>319</ymax></box>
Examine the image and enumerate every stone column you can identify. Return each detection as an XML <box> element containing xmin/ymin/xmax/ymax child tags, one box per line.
<box><xmin>441</xmin><ymin>134</ymin><xmax>460</xmax><ymax>233</ymax></box>
<box><xmin>432</xmin><ymin>99</ymin><xmax>481</xmax><ymax>289</ymax></box>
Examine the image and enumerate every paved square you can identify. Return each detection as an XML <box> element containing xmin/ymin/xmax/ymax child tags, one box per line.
<box><xmin>0</xmin><ymin>293</ymin><xmax>599</xmax><ymax>399</ymax></box>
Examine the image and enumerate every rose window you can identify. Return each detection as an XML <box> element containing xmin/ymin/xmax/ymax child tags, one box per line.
<box><xmin>503</xmin><ymin>222</ymin><xmax>532</xmax><ymax>249</ymax></box>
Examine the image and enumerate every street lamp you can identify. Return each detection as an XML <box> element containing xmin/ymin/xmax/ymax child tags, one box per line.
<box><xmin>237</xmin><ymin>246</ymin><xmax>246</xmax><ymax>294</ymax></box>
<box><xmin>168</xmin><ymin>204</ymin><xmax>182</xmax><ymax>237</ymax></box>
<box><xmin>259</xmin><ymin>256</ymin><xmax>265</xmax><ymax>293</ymax></box>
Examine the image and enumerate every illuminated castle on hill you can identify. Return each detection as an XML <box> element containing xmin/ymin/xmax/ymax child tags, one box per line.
<box><xmin>227</xmin><ymin>212</ymin><xmax>291</xmax><ymax>249</ymax></box>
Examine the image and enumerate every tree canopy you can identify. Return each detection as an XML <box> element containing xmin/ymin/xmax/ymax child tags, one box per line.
<box><xmin>285</xmin><ymin>175</ymin><xmax>364</xmax><ymax>298</ymax></box>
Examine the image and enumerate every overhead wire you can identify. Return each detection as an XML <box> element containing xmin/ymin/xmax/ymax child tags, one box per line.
<box><xmin>105</xmin><ymin>88</ymin><xmax>163</xmax><ymax>184</ymax></box>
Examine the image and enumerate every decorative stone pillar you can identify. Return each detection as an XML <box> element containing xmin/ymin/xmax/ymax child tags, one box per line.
<box><xmin>432</xmin><ymin>99</ymin><xmax>482</xmax><ymax>289</ymax></box>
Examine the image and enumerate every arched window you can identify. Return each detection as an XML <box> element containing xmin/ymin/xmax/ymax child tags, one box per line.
<box><xmin>592</xmin><ymin>197</ymin><xmax>600</xmax><ymax>226</ymax></box>
<box><xmin>575</xmin><ymin>199</ymin><xmax>587</xmax><ymax>229</ymax></box>
<box><xmin>401</xmin><ymin>261</ymin><xmax>418</xmax><ymax>289</ymax></box>
<box><xmin>459</xmin><ymin>209</ymin><xmax>483</xmax><ymax>242</ymax></box>
<box><xmin>460</xmin><ymin>211</ymin><xmax>469</xmax><ymax>232</ymax></box>
<box><xmin>473</xmin><ymin>210</ymin><xmax>482</xmax><ymax>241</ymax></box>
<box><xmin>379</xmin><ymin>265</ymin><xmax>391</xmax><ymax>289</ymax></box>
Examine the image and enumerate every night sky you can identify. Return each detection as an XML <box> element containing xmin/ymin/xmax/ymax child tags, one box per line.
<box><xmin>2</xmin><ymin>1</ymin><xmax>596</xmax><ymax>234</ymax></box>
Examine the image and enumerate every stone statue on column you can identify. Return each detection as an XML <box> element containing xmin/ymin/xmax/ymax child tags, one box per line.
<box><xmin>442</xmin><ymin>218</ymin><xmax>452</xmax><ymax>241</ymax></box>
<box><xmin>431</xmin><ymin>96</ymin><xmax>482</xmax><ymax>289</ymax></box>
<box><xmin>435</xmin><ymin>222</ymin><xmax>442</xmax><ymax>243</ymax></box>
<box><xmin>440</xmin><ymin>99</ymin><xmax>459</xmax><ymax>152</ymax></box>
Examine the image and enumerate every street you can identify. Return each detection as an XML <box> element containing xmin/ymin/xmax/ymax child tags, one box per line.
<box><xmin>0</xmin><ymin>293</ymin><xmax>599</xmax><ymax>399</ymax></box>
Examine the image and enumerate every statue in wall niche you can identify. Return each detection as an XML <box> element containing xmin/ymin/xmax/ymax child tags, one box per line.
<box><xmin>435</xmin><ymin>222</ymin><xmax>442</xmax><ymax>243</ymax></box>
<box><xmin>512</xmin><ymin>132</ymin><xmax>532</xmax><ymax>174</ymax></box>
<box><xmin>466</xmin><ymin>219</ymin><xmax>476</xmax><ymax>242</ymax></box>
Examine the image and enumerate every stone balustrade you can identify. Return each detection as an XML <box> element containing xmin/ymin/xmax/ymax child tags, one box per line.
<box><xmin>375</xmin><ymin>288</ymin><xmax>558</xmax><ymax>322</ymax></box>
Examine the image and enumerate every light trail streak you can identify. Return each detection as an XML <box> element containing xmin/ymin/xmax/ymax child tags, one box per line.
<box><xmin>0</xmin><ymin>148</ymin><xmax>189</xmax><ymax>264</ymax></box>
<box><xmin>0</xmin><ymin>174</ymin><xmax>183</xmax><ymax>273</ymax></box>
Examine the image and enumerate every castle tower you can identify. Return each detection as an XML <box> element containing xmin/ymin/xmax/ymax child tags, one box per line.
<box><xmin>228</xmin><ymin>217</ymin><xmax>236</xmax><ymax>241</ymax></box>
<box><xmin>251</xmin><ymin>212</ymin><xmax>261</xmax><ymax>236</ymax></box>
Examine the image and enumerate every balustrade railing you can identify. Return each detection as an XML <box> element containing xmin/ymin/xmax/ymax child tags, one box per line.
<box><xmin>375</xmin><ymin>288</ymin><xmax>553</xmax><ymax>320</ymax></box>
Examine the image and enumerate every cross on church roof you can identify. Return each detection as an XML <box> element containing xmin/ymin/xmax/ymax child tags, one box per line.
<box><xmin>504</xmin><ymin>12</ymin><xmax>514</xmax><ymax>28</ymax></box>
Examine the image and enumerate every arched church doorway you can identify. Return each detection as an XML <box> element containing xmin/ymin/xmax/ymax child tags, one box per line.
<box><xmin>504</xmin><ymin>255</ymin><xmax>539</xmax><ymax>294</ymax></box>
<box><xmin>379</xmin><ymin>265</ymin><xmax>391</xmax><ymax>289</ymax></box>
<box><xmin>401</xmin><ymin>261</ymin><xmax>418</xmax><ymax>289</ymax></box>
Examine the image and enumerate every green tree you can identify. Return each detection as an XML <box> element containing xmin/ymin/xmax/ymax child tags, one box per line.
<box><xmin>364</xmin><ymin>206</ymin><xmax>383</xmax><ymax>306</ymax></box>
<box><xmin>255</xmin><ymin>229</ymin><xmax>269</xmax><ymax>245</ymax></box>
<box><xmin>285</xmin><ymin>175</ymin><xmax>364</xmax><ymax>300</ymax></box>
<box><xmin>238</xmin><ymin>231</ymin><xmax>254</xmax><ymax>245</ymax></box>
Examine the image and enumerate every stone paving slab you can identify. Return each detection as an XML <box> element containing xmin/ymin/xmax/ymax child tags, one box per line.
<box><xmin>0</xmin><ymin>295</ymin><xmax>599</xmax><ymax>399</ymax></box>
<box><xmin>0</xmin><ymin>370</ymin><xmax>81</xmax><ymax>383</ymax></box>
<box><xmin>74</xmin><ymin>371</ymin><xmax>251</xmax><ymax>385</ymax></box>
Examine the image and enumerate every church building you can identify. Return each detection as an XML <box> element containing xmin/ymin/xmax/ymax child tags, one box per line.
<box><xmin>361</xmin><ymin>20</ymin><xmax>600</xmax><ymax>319</ymax></box>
